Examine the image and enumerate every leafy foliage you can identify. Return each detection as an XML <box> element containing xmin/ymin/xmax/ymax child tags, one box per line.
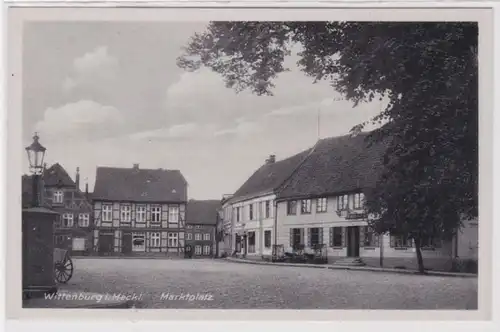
<box><xmin>178</xmin><ymin>22</ymin><xmax>478</xmax><ymax>272</ymax></box>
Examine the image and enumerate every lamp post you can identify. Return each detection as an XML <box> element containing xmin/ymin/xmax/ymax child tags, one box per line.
<box><xmin>25</xmin><ymin>133</ymin><xmax>46</xmax><ymax>207</ymax></box>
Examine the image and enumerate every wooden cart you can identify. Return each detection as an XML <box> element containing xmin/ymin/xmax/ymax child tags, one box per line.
<box><xmin>53</xmin><ymin>248</ymin><xmax>74</xmax><ymax>284</ymax></box>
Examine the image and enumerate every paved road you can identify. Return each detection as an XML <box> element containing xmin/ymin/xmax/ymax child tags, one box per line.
<box><xmin>58</xmin><ymin>258</ymin><xmax>477</xmax><ymax>309</ymax></box>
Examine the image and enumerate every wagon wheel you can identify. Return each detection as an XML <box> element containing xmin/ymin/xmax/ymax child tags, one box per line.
<box><xmin>55</xmin><ymin>257</ymin><xmax>74</xmax><ymax>284</ymax></box>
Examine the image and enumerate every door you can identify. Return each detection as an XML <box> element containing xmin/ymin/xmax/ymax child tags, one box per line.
<box><xmin>122</xmin><ymin>232</ymin><xmax>132</xmax><ymax>254</ymax></box>
<box><xmin>98</xmin><ymin>233</ymin><xmax>114</xmax><ymax>255</ymax></box>
<box><xmin>346</xmin><ymin>226</ymin><xmax>360</xmax><ymax>257</ymax></box>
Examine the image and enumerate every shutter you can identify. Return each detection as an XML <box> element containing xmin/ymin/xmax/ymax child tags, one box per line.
<box><xmin>300</xmin><ymin>228</ymin><xmax>305</xmax><ymax>245</ymax></box>
<box><xmin>341</xmin><ymin>227</ymin><xmax>346</xmax><ymax>247</ymax></box>
<box><xmin>289</xmin><ymin>229</ymin><xmax>293</xmax><ymax>247</ymax></box>
<box><xmin>329</xmin><ymin>227</ymin><xmax>333</xmax><ymax>247</ymax></box>
<box><xmin>359</xmin><ymin>226</ymin><xmax>365</xmax><ymax>247</ymax></box>
<box><xmin>319</xmin><ymin>228</ymin><xmax>323</xmax><ymax>245</ymax></box>
<box><xmin>390</xmin><ymin>235</ymin><xmax>396</xmax><ymax>247</ymax></box>
<box><xmin>307</xmin><ymin>228</ymin><xmax>312</xmax><ymax>247</ymax></box>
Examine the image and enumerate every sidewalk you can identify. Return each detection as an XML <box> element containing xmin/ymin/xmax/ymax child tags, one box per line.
<box><xmin>23</xmin><ymin>291</ymin><xmax>136</xmax><ymax>309</ymax></box>
<box><xmin>225</xmin><ymin>257</ymin><xmax>477</xmax><ymax>278</ymax></box>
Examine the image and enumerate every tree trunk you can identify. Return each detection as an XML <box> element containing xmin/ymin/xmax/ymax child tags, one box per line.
<box><xmin>414</xmin><ymin>237</ymin><xmax>425</xmax><ymax>274</ymax></box>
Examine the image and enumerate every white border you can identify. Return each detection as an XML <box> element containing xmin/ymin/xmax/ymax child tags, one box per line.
<box><xmin>1</xmin><ymin>0</ymin><xmax>497</xmax><ymax>330</ymax></box>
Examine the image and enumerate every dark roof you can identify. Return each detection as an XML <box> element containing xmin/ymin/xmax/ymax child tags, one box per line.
<box><xmin>43</xmin><ymin>163</ymin><xmax>75</xmax><ymax>187</ymax></box>
<box><xmin>186</xmin><ymin>200</ymin><xmax>220</xmax><ymax>225</ymax></box>
<box><xmin>92</xmin><ymin>166</ymin><xmax>188</xmax><ymax>202</ymax></box>
<box><xmin>277</xmin><ymin>133</ymin><xmax>389</xmax><ymax>200</ymax></box>
<box><xmin>230</xmin><ymin>148</ymin><xmax>313</xmax><ymax>202</ymax></box>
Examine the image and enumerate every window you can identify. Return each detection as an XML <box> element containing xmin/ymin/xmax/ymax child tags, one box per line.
<box><xmin>331</xmin><ymin>227</ymin><xmax>343</xmax><ymax>247</ymax></box>
<box><xmin>236</xmin><ymin>207</ymin><xmax>241</xmax><ymax>222</ymax></box>
<box><xmin>120</xmin><ymin>205</ymin><xmax>131</xmax><ymax>222</ymax></box>
<box><xmin>167</xmin><ymin>233</ymin><xmax>178</xmax><ymax>247</ymax></box>
<box><xmin>203</xmin><ymin>233</ymin><xmax>210</xmax><ymax>241</ymax></box>
<box><xmin>186</xmin><ymin>225</ymin><xmax>193</xmax><ymax>229</ymax></box>
<box><xmin>78</xmin><ymin>213</ymin><xmax>89</xmax><ymax>227</ymax></box>
<box><xmin>150</xmin><ymin>232</ymin><xmax>161</xmax><ymax>248</ymax></box>
<box><xmin>287</xmin><ymin>201</ymin><xmax>297</xmax><ymax>215</ymax></box>
<box><xmin>316</xmin><ymin>198</ymin><xmax>327</xmax><ymax>213</ymax></box>
<box><xmin>195</xmin><ymin>233</ymin><xmax>201</xmax><ymax>241</ymax></box>
<box><xmin>54</xmin><ymin>235</ymin><xmax>64</xmax><ymax>245</ymax></box>
<box><xmin>132</xmin><ymin>233</ymin><xmax>145</xmax><ymax>251</ymax></box>
<box><xmin>102</xmin><ymin>204</ymin><xmax>112</xmax><ymax>222</ymax></box>
<box><xmin>195</xmin><ymin>225</ymin><xmax>202</xmax><ymax>229</ymax></box>
<box><xmin>265</xmin><ymin>201</ymin><xmax>271</xmax><ymax>218</ymax></box>
<box><xmin>203</xmin><ymin>245</ymin><xmax>211</xmax><ymax>255</ymax></box>
<box><xmin>353</xmin><ymin>193</ymin><xmax>365</xmax><ymax>209</ymax></box>
<box><xmin>249</xmin><ymin>204</ymin><xmax>254</xmax><ymax>220</ymax></box>
<box><xmin>309</xmin><ymin>228</ymin><xmax>321</xmax><ymax>246</ymax></box>
<box><xmin>291</xmin><ymin>228</ymin><xmax>303</xmax><ymax>247</ymax></box>
<box><xmin>195</xmin><ymin>245</ymin><xmax>202</xmax><ymax>255</ymax></box>
<box><xmin>391</xmin><ymin>234</ymin><xmax>413</xmax><ymax>248</ymax></box>
<box><xmin>62</xmin><ymin>213</ymin><xmax>74</xmax><ymax>227</ymax></box>
<box><xmin>151</xmin><ymin>205</ymin><xmax>161</xmax><ymax>223</ymax></box>
<box><xmin>168</xmin><ymin>205</ymin><xmax>179</xmax><ymax>223</ymax></box>
<box><xmin>136</xmin><ymin>205</ymin><xmax>146</xmax><ymax>223</ymax></box>
<box><xmin>248</xmin><ymin>232</ymin><xmax>256</xmax><ymax>253</ymax></box>
<box><xmin>264</xmin><ymin>230</ymin><xmax>272</xmax><ymax>248</ymax></box>
<box><xmin>362</xmin><ymin>226</ymin><xmax>379</xmax><ymax>247</ymax></box>
<box><xmin>53</xmin><ymin>190</ymin><xmax>64</xmax><ymax>204</ymax></box>
<box><xmin>421</xmin><ymin>236</ymin><xmax>441</xmax><ymax>248</ymax></box>
<box><xmin>337</xmin><ymin>195</ymin><xmax>349</xmax><ymax>210</ymax></box>
<box><xmin>301</xmin><ymin>199</ymin><xmax>312</xmax><ymax>214</ymax></box>
<box><xmin>187</xmin><ymin>233</ymin><xmax>192</xmax><ymax>240</ymax></box>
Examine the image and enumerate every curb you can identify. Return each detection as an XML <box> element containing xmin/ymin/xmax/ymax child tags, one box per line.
<box><xmin>225</xmin><ymin>258</ymin><xmax>477</xmax><ymax>278</ymax></box>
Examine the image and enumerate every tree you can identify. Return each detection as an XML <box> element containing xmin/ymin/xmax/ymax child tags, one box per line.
<box><xmin>178</xmin><ymin>22</ymin><xmax>478</xmax><ymax>273</ymax></box>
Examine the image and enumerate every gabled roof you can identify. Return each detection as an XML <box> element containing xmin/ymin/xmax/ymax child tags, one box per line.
<box><xmin>277</xmin><ymin>133</ymin><xmax>389</xmax><ymax>200</ymax></box>
<box><xmin>186</xmin><ymin>200</ymin><xmax>220</xmax><ymax>225</ymax></box>
<box><xmin>229</xmin><ymin>148</ymin><xmax>313</xmax><ymax>203</ymax></box>
<box><xmin>92</xmin><ymin>166</ymin><xmax>188</xmax><ymax>203</ymax></box>
<box><xmin>43</xmin><ymin>163</ymin><xmax>75</xmax><ymax>187</ymax></box>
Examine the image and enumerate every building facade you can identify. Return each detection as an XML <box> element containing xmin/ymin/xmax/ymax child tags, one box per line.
<box><xmin>275</xmin><ymin>133</ymin><xmax>478</xmax><ymax>270</ymax></box>
<box><xmin>226</xmin><ymin>152</ymin><xmax>313</xmax><ymax>258</ymax></box>
<box><xmin>91</xmin><ymin>164</ymin><xmax>188</xmax><ymax>256</ymax></box>
<box><xmin>227</xmin><ymin>132</ymin><xmax>478</xmax><ymax>271</ymax></box>
<box><xmin>22</xmin><ymin>163</ymin><xmax>93</xmax><ymax>255</ymax></box>
<box><xmin>185</xmin><ymin>200</ymin><xmax>220</xmax><ymax>257</ymax></box>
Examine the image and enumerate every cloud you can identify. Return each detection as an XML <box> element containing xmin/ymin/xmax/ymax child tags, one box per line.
<box><xmin>129</xmin><ymin>122</ymin><xmax>220</xmax><ymax>142</ymax></box>
<box><xmin>34</xmin><ymin>100</ymin><xmax>124</xmax><ymax>140</ymax></box>
<box><xmin>213</xmin><ymin>120</ymin><xmax>260</xmax><ymax>138</ymax></box>
<box><xmin>63</xmin><ymin>46</ymin><xmax>118</xmax><ymax>92</ymax></box>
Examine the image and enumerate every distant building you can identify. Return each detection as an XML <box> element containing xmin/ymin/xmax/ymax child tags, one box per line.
<box><xmin>91</xmin><ymin>164</ymin><xmax>188</xmax><ymax>257</ymax></box>
<box><xmin>185</xmin><ymin>200</ymin><xmax>220</xmax><ymax>258</ymax></box>
<box><xmin>22</xmin><ymin>163</ymin><xmax>93</xmax><ymax>255</ymax></box>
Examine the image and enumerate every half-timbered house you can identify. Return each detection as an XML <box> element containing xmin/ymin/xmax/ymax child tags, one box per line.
<box><xmin>91</xmin><ymin>164</ymin><xmax>188</xmax><ymax>256</ymax></box>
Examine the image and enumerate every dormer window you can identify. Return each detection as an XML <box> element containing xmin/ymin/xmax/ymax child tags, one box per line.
<box><xmin>353</xmin><ymin>193</ymin><xmax>365</xmax><ymax>210</ymax></box>
<box><xmin>53</xmin><ymin>190</ymin><xmax>64</xmax><ymax>204</ymax></box>
<box><xmin>337</xmin><ymin>194</ymin><xmax>349</xmax><ymax>211</ymax></box>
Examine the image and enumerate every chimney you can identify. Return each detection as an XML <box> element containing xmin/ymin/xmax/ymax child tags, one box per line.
<box><xmin>85</xmin><ymin>180</ymin><xmax>89</xmax><ymax>199</ymax></box>
<box><xmin>75</xmin><ymin>167</ymin><xmax>80</xmax><ymax>189</ymax></box>
<box><xmin>266</xmin><ymin>154</ymin><xmax>276</xmax><ymax>164</ymax></box>
<box><xmin>133</xmin><ymin>163</ymin><xmax>139</xmax><ymax>170</ymax></box>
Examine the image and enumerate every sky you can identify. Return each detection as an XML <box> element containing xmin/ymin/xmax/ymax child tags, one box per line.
<box><xmin>22</xmin><ymin>22</ymin><xmax>386</xmax><ymax>200</ymax></box>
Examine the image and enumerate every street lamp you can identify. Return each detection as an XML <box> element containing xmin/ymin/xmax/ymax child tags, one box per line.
<box><xmin>25</xmin><ymin>132</ymin><xmax>46</xmax><ymax>207</ymax></box>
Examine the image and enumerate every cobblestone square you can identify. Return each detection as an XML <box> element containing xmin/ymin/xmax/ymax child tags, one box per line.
<box><xmin>56</xmin><ymin>258</ymin><xmax>478</xmax><ymax>309</ymax></box>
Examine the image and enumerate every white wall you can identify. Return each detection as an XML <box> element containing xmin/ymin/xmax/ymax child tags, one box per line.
<box><xmin>229</xmin><ymin>193</ymin><xmax>276</xmax><ymax>256</ymax></box>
